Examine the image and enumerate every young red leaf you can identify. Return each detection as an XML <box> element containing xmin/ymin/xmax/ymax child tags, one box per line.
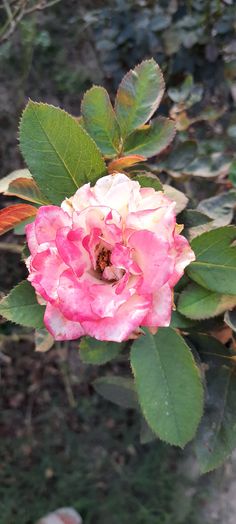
<box><xmin>108</xmin><ymin>155</ymin><xmax>146</xmax><ymax>173</ymax></box>
<box><xmin>0</xmin><ymin>204</ymin><xmax>37</xmax><ymax>236</ymax></box>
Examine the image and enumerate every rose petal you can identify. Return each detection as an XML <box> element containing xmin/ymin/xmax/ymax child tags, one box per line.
<box><xmin>169</xmin><ymin>234</ymin><xmax>196</xmax><ymax>287</ymax></box>
<box><xmin>29</xmin><ymin>248</ymin><xmax>66</xmax><ymax>302</ymax></box>
<box><xmin>128</xmin><ymin>230</ymin><xmax>174</xmax><ymax>293</ymax></box>
<box><xmin>44</xmin><ymin>303</ymin><xmax>84</xmax><ymax>340</ymax></box>
<box><xmin>35</xmin><ymin>206</ymin><xmax>71</xmax><ymax>244</ymax></box>
<box><xmin>82</xmin><ymin>294</ymin><xmax>150</xmax><ymax>342</ymax></box>
<box><xmin>142</xmin><ymin>283</ymin><xmax>172</xmax><ymax>327</ymax></box>
<box><xmin>56</xmin><ymin>227</ymin><xmax>89</xmax><ymax>276</ymax></box>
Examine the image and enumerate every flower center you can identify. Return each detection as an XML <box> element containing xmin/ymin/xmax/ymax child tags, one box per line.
<box><xmin>96</xmin><ymin>247</ymin><xmax>112</xmax><ymax>274</ymax></box>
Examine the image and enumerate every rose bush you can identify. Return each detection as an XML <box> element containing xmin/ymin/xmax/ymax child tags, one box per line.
<box><xmin>25</xmin><ymin>173</ymin><xmax>194</xmax><ymax>342</ymax></box>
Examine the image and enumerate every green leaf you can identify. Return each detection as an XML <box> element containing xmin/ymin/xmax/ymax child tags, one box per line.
<box><xmin>170</xmin><ymin>310</ymin><xmax>196</xmax><ymax>329</ymax></box>
<box><xmin>115</xmin><ymin>59</ymin><xmax>164</xmax><ymax>138</ymax></box>
<box><xmin>224</xmin><ymin>309</ymin><xmax>236</xmax><ymax>332</ymax></box>
<box><xmin>197</xmin><ymin>190</ymin><xmax>236</xmax><ymax>228</ymax></box>
<box><xmin>0</xmin><ymin>280</ymin><xmax>45</xmax><ymax>328</ymax></box>
<box><xmin>131</xmin><ymin>328</ymin><xmax>203</xmax><ymax>447</ymax></box>
<box><xmin>168</xmin><ymin>75</ymin><xmax>193</xmax><ymax>103</ymax></box>
<box><xmin>183</xmin><ymin>154</ymin><xmax>231</xmax><ymax>179</ymax></box>
<box><xmin>229</xmin><ymin>160</ymin><xmax>236</xmax><ymax>187</ymax></box>
<box><xmin>81</xmin><ymin>86</ymin><xmax>121</xmax><ymax>157</ymax></box>
<box><xmin>123</xmin><ymin>117</ymin><xmax>176</xmax><ymax>158</ymax></box>
<box><xmin>93</xmin><ymin>376</ymin><xmax>138</xmax><ymax>409</ymax></box>
<box><xmin>133</xmin><ymin>172</ymin><xmax>163</xmax><ymax>191</ymax></box>
<box><xmin>187</xmin><ymin>333</ymin><xmax>232</xmax><ymax>363</ymax></box>
<box><xmin>178</xmin><ymin>282</ymin><xmax>236</xmax><ymax>320</ymax></box>
<box><xmin>163</xmin><ymin>185</ymin><xmax>188</xmax><ymax>214</ymax></box>
<box><xmin>195</xmin><ymin>365</ymin><xmax>236</xmax><ymax>473</ymax></box>
<box><xmin>79</xmin><ymin>337</ymin><xmax>122</xmax><ymax>365</ymax></box>
<box><xmin>14</xmin><ymin>216</ymin><xmax>35</xmax><ymax>235</ymax></box>
<box><xmin>187</xmin><ymin>226</ymin><xmax>236</xmax><ymax>295</ymax></box>
<box><xmin>179</xmin><ymin>209</ymin><xmax>212</xmax><ymax>229</ymax></box>
<box><xmin>19</xmin><ymin>101</ymin><xmax>106</xmax><ymax>205</ymax></box>
<box><xmin>167</xmin><ymin>140</ymin><xmax>197</xmax><ymax>171</ymax></box>
<box><xmin>179</xmin><ymin>209</ymin><xmax>213</xmax><ymax>240</ymax></box>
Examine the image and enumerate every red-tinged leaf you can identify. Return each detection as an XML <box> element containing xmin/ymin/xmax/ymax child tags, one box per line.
<box><xmin>5</xmin><ymin>177</ymin><xmax>49</xmax><ymax>205</ymax></box>
<box><xmin>0</xmin><ymin>169</ymin><xmax>32</xmax><ymax>193</ymax></box>
<box><xmin>0</xmin><ymin>204</ymin><xmax>37</xmax><ymax>236</ymax></box>
<box><xmin>108</xmin><ymin>155</ymin><xmax>146</xmax><ymax>173</ymax></box>
<box><xmin>115</xmin><ymin>59</ymin><xmax>165</xmax><ymax>138</ymax></box>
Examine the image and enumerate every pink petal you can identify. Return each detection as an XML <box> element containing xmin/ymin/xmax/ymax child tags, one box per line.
<box><xmin>126</xmin><ymin>204</ymin><xmax>176</xmax><ymax>239</ymax></box>
<box><xmin>169</xmin><ymin>234</ymin><xmax>195</xmax><ymax>287</ymax></box>
<box><xmin>29</xmin><ymin>248</ymin><xmax>66</xmax><ymax>302</ymax></box>
<box><xmin>128</xmin><ymin>230</ymin><xmax>174</xmax><ymax>293</ymax></box>
<box><xmin>111</xmin><ymin>244</ymin><xmax>141</xmax><ymax>274</ymax></box>
<box><xmin>35</xmin><ymin>206</ymin><xmax>71</xmax><ymax>244</ymax></box>
<box><xmin>25</xmin><ymin>222</ymin><xmax>38</xmax><ymax>255</ymax></box>
<box><xmin>82</xmin><ymin>294</ymin><xmax>150</xmax><ymax>342</ymax></box>
<box><xmin>57</xmin><ymin>269</ymin><xmax>99</xmax><ymax>322</ymax></box>
<box><xmin>90</xmin><ymin>281</ymin><xmax>132</xmax><ymax>318</ymax></box>
<box><xmin>142</xmin><ymin>283</ymin><xmax>172</xmax><ymax>327</ymax></box>
<box><xmin>56</xmin><ymin>226</ymin><xmax>89</xmax><ymax>276</ymax></box>
<box><xmin>93</xmin><ymin>173</ymin><xmax>141</xmax><ymax>218</ymax></box>
<box><xmin>82</xmin><ymin>227</ymin><xmax>102</xmax><ymax>269</ymax></box>
<box><xmin>44</xmin><ymin>303</ymin><xmax>84</xmax><ymax>340</ymax></box>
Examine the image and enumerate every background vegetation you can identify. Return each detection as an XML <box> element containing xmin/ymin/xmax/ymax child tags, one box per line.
<box><xmin>0</xmin><ymin>1</ymin><xmax>236</xmax><ymax>523</ymax></box>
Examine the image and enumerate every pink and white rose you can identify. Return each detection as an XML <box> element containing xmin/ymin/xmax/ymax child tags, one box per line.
<box><xmin>25</xmin><ymin>173</ymin><xmax>195</xmax><ymax>342</ymax></box>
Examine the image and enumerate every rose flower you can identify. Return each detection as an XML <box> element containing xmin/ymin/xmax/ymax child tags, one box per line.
<box><xmin>25</xmin><ymin>173</ymin><xmax>195</xmax><ymax>342</ymax></box>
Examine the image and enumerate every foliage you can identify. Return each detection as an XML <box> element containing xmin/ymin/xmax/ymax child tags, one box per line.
<box><xmin>1</xmin><ymin>54</ymin><xmax>236</xmax><ymax>475</ymax></box>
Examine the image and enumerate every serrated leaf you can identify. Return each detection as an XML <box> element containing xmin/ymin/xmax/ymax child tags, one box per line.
<box><xmin>224</xmin><ymin>309</ymin><xmax>236</xmax><ymax>332</ymax></box>
<box><xmin>163</xmin><ymin>185</ymin><xmax>188</xmax><ymax>214</ymax></box>
<box><xmin>93</xmin><ymin>376</ymin><xmax>138</xmax><ymax>409</ymax></box>
<box><xmin>131</xmin><ymin>328</ymin><xmax>203</xmax><ymax>447</ymax></box>
<box><xmin>0</xmin><ymin>204</ymin><xmax>37</xmax><ymax>235</ymax></box>
<box><xmin>123</xmin><ymin>117</ymin><xmax>176</xmax><ymax>158</ymax></box>
<box><xmin>178</xmin><ymin>282</ymin><xmax>236</xmax><ymax>320</ymax></box>
<box><xmin>133</xmin><ymin>172</ymin><xmax>163</xmax><ymax>191</ymax></box>
<box><xmin>6</xmin><ymin>177</ymin><xmax>50</xmax><ymax>205</ymax></box>
<box><xmin>81</xmin><ymin>86</ymin><xmax>121</xmax><ymax>156</ymax></box>
<box><xmin>0</xmin><ymin>169</ymin><xmax>32</xmax><ymax>193</ymax></box>
<box><xmin>19</xmin><ymin>101</ymin><xmax>106</xmax><ymax>205</ymax></box>
<box><xmin>35</xmin><ymin>328</ymin><xmax>54</xmax><ymax>352</ymax></box>
<box><xmin>0</xmin><ymin>280</ymin><xmax>45</xmax><ymax>328</ymax></box>
<box><xmin>115</xmin><ymin>59</ymin><xmax>165</xmax><ymax>138</ymax></box>
<box><xmin>79</xmin><ymin>337</ymin><xmax>122</xmax><ymax>365</ymax></box>
<box><xmin>187</xmin><ymin>226</ymin><xmax>236</xmax><ymax>295</ymax></box>
<box><xmin>170</xmin><ymin>310</ymin><xmax>196</xmax><ymax>329</ymax></box>
<box><xmin>108</xmin><ymin>155</ymin><xmax>146</xmax><ymax>174</ymax></box>
<box><xmin>195</xmin><ymin>365</ymin><xmax>236</xmax><ymax>473</ymax></box>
